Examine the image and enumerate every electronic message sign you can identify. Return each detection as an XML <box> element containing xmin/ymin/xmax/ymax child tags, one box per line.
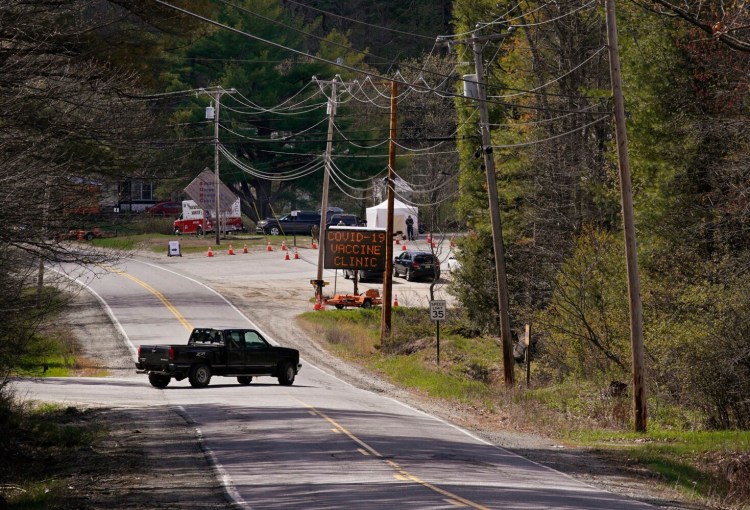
<box><xmin>324</xmin><ymin>227</ymin><xmax>387</xmax><ymax>271</ymax></box>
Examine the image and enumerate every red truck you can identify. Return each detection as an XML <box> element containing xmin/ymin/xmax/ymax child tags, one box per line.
<box><xmin>173</xmin><ymin>199</ymin><xmax>244</xmax><ymax>235</ymax></box>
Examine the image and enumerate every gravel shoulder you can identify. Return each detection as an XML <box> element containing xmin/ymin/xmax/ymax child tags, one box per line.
<box><xmin>61</xmin><ymin>256</ymin><xmax>706</xmax><ymax>510</ymax></box>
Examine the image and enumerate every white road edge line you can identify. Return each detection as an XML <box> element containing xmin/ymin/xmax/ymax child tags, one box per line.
<box><xmin>50</xmin><ymin>265</ymin><xmax>249</xmax><ymax>509</ymax></box>
<box><xmin>174</xmin><ymin>405</ymin><xmax>251</xmax><ymax>510</ymax></box>
<box><xmin>48</xmin><ymin>266</ymin><xmax>138</xmax><ymax>361</ymax></box>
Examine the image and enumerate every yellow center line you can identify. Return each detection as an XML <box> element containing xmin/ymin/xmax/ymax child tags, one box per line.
<box><xmin>290</xmin><ymin>396</ymin><xmax>491</xmax><ymax>510</ymax></box>
<box><xmin>101</xmin><ymin>265</ymin><xmax>193</xmax><ymax>332</ymax></box>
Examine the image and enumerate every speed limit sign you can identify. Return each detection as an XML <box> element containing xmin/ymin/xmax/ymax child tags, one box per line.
<box><xmin>430</xmin><ymin>300</ymin><xmax>446</xmax><ymax>321</ymax></box>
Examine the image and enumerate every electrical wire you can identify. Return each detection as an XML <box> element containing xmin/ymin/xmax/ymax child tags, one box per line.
<box><xmin>219</xmin><ymin>143</ymin><xmax>324</xmax><ymax>180</ymax></box>
<box><xmin>488</xmin><ymin>46</ymin><xmax>607</xmax><ymax>100</ymax></box>
<box><xmin>154</xmin><ymin>0</ymin><xmax>610</xmax><ymax>117</ymax></box>
<box><xmin>489</xmin><ymin>116</ymin><xmax>609</xmax><ymax>149</ymax></box>
<box><xmin>219</xmin><ymin>116</ymin><xmax>329</xmax><ymax>142</ymax></box>
<box><xmin>283</xmin><ymin>0</ymin><xmax>436</xmax><ymax>41</ymax></box>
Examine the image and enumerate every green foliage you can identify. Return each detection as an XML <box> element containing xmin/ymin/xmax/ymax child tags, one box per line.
<box><xmin>446</xmin><ymin>231</ymin><xmax>500</xmax><ymax>335</ymax></box>
<box><xmin>535</xmin><ymin>226</ymin><xmax>630</xmax><ymax>381</ymax></box>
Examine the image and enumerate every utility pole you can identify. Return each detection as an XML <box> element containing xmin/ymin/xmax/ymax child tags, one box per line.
<box><xmin>469</xmin><ymin>32</ymin><xmax>515</xmax><ymax>386</ymax></box>
<box><xmin>315</xmin><ymin>76</ymin><xmax>339</xmax><ymax>306</ymax></box>
<box><xmin>202</xmin><ymin>87</ymin><xmax>234</xmax><ymax>245</ymax></box>
<box><xmin>605</xmin><ymin>0</ymin><xmax>647</xmax><ymax>432</ymax></box>
<box><xmin>381</xmin><ymin>80</ymin><xmax>398</xmax><ymax>340</ymax></box>
<box><xmin>438</xmin><ymin>29</ymin><xmax>515</xmax><ymax>385</ymax></box>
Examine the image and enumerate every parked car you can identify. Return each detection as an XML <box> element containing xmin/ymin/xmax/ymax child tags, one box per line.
<box><xmin>343</xmin><ymin>268</ymin><xmax>383</xmax><ymax>282</ymax></box>
<box><xmin>327</xmin><ymin>214</ymin><xmax>359</xmax><ymax>227</ymax></box>
<box><xmin>393</xmin><ymin>250</ymin><xmax>441</xmax><ymax>281</ymax></box>
<box><xmin>146</xmin><ymin>201</ymin><xmax>182</xmax><ymax>216</ymax></box>
<box><xmin>256</xmin><ymin>210</ymin><xmax>321</xmax><ymax>235</ymax></box>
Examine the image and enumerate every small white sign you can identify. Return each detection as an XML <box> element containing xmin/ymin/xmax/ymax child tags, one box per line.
<box><xmin>430</xmin><ymin>300</ymin><xmax>446</xmax><ymax>322</ymax></box>
<box><xmin>168</xmin><ymin>240</ymin><xmax>181</xmax><ymax>257</ymax></box>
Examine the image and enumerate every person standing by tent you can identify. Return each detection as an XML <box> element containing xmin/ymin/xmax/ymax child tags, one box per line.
<box><xmin>405</xmin><ymin>215</ymin><xmax>415</xmax><ymax>241</ymax></box>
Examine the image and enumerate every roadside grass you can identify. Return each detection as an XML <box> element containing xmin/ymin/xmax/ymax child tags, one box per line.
<box><xmin>12</xmin><ymin>289</ymin><xmax>106</xmax><ymax>378</ymax></box>
<box><xmin>297</xmin><ymin>306</ymin><xmax>750</xmax><ymax>509</ymax></box>
<box><xmin>0</xmin><ymin>401</ymin><xmax>106</xmax><ymax>508</ymax></box>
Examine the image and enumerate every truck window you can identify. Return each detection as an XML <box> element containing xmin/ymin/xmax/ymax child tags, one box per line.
<box><xmin>244</xmin><ymin>331</ymin><xmax>267</xmax><ymax>350</ymax></box>
<box><xmin>189</xmin><ymin>329</ymin><xmax>213</xmax><ymax>344</ymax></box>
<box><xmin>227</xmin><ymin>331</ymin><xmax>244</xmax><ymax>349</ymax></box>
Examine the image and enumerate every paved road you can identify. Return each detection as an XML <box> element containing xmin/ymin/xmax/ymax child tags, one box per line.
<box><xmin>16</xmin><ymin>250</ymin><xmax>653</xmax><ymax>510</ymax></box>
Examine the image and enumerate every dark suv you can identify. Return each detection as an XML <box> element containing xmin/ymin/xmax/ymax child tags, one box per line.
<box><xmin>327</xmin><ymin>214</ymin><xmax>359</xmax><ymax>227</ymax></box>
<box><xmin>393</xmin><ymin>250</ymin><xmax>440</xmax><ymax>281</ymax></box>
<box><xmin>256</xmin><ymin>210</ymin><xmax>321</xmax><ymax>235</ymax></box>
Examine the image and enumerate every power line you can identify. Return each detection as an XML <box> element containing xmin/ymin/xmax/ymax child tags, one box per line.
<box><xmin>154</xmin><ymin>0</ymin><xmax>610</xmax><ymax>117</ymax></box>
<box><xmin>283</xmin><ymin>0</ymin><xmax>437</xmax><ymax>41</ymax></box>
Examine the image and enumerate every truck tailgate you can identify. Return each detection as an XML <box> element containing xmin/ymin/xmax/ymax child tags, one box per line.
<box><xmin>136</xmin><ymin>345</ymin><xmax>172</xmax><ymax>370</ymax></box>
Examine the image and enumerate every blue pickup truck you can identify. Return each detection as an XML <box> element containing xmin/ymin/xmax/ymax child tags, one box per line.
<box><xmin>135</xmin><ymin>327</ymin><xmax>301</xmax><ymax>388</ymax></box>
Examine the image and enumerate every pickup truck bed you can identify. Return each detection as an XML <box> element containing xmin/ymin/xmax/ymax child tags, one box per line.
<box><xmin>135</xmin><ymin>327</ymin><xmax>301</xmax><ymax>388</ymax></box>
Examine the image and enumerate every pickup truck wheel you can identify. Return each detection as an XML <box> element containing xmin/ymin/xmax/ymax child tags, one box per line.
<box><xmin>237</xmin><ymin>376</ymin><xmax>252</xmax><ymax>385</ymax></box>
<box><xmin>174</xmin><ymin>227</ymin><xmax>181</xmax><ymax>235</ymax></box>
<box><xmin>270</xmin><ymin>226</ymin><xmax>281</xmax><ymax>236</ymax></box>
<box><xmin>196</xmin><ymin>227</ymin><xmax>204</xmax><ymax>236</ymax></box>
<box><xmin>84</xmin><ymin>232</ymin><xmax>94</xmax><ymax>241</ymax></box>
<box><xmin>335</xmin><ymin>304</ymin><xmax>344</xmax><ymax>309</ymax></box>
<box><xmin>405</xmin><ymin>268</ymin><xmax>413</xmax><ymax>281</ymax></box>
<box><xmin>189</xmin><ymin>364</ymin><xmax>212</xmax><ymax>388</ymax></box>
<box><xmin>393</xmin><ymin>266</ymin><xmax>399</xmax><ymax>278</ymax></box>
<box><xmin>362</xmin><ymin>299</ymin><xmax>372</xmax><ymax>309</ymax></box>
<box><xmin>148</xmin><ymin>373</ymin><xmax>171</xmax><ymax>388</ymax></box>
<box><xmin>277</xmin><ymin>362</ymin><xmax>295</xmax><ymax>386</ymax></box>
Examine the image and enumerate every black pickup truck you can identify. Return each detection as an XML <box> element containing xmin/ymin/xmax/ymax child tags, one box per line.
<box><xmin>135</xmin><ymin>327</ymin><xmax>301</xmax><ymax>388</ymax></box>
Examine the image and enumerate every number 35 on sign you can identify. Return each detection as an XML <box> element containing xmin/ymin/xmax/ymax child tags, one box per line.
<box><xmin>430</xmin><ymin>300</ymin><xmax>446</xmax><ymax>321</ymax></box>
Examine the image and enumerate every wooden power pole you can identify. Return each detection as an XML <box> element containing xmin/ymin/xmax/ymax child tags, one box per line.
<box><xmin>471</xmin><ymin>33</ymin><xmax>515</xmax><ymax>386</ymax></box>
<box><xmin>605</xmin><ymin>0</ymin><xmax>647</xmax><ymax>432</ymax></box>
<box><xmin>381</xmin><ymin>80</ymin><xmax>398</xmax><ymax>340</ymax></box>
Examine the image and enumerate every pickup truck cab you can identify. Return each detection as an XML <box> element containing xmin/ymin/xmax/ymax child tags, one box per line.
<box><xmin>135</xmin><ymin>327</ymin><xmax>301</xmax><ymax>388</ymax></box>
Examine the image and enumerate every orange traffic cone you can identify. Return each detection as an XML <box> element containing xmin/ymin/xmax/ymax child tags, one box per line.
<box><xmin>393</xmin><ymin>294</ymin><xmax>399</xmax><ymax>307</ymax></box>
<box><xmin>284</xmin><ymin>250</ymin><xmax>290</xmax><ymax>261</ymax></box>
<box><xmin>228</xmin><ymin>244</ymin><xmax>235</xmax><ymax>255</ymax></box>
<box><xmin>401</xmin><ymin>243</ymin><xmax>407</xmax><ymax>251</ymax></box>
<box><xmin>281</xmin><ymin>240</ymin><xmax>288</xmax><ymax>251</ymax></box>
<box><xmin>207</xmin><ymin>246</ymin><xmax>213</xmax><ymax>257</ymax></box>
<box><xmin>267</xmin><ymin>241</ymin><xmax>273</xmax><ymax>251</ymax></box>
<box><xmin>243</xmin><ymin>243</ymin><xmax>248</xmax><ymax>254</ymax></box>
<box><xmin>312</xmin><ymin>239</ymin><xmax>317</xmax><ymax>249</ymax></box>
<box><xmin>293</xmin><ymin>247</ymin><xmax>300</xmax><ymax>259</ymax></box>
<box><xmin>314</xmin><ymin>294</ymin><xmax>322</xmax><ymax>311</ymax></box>
<box><xmin>395</xmin><ymin>238</ymin><xmax>400</xmax><ymax>245</ymax></box>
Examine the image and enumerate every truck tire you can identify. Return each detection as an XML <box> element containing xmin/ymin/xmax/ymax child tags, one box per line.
<box><xmin>362</xmin><ymin>299</ymin><xmax>372</xmax><ymax>309</ymax></box>
<box><xmin>196</xmin><ymin>226</ymin><xmax>204</xmax><ymax>236</ymax></box>
<box><xmin>393</xmin><ymin>266</ymin><xmax>399</xmax><ymax>278</ymax></box>
<box><xmin>148</xmin><ymin>373</ymin><xmax>171</xmax><ymax>388</ymax></box>
<box><xmin>237</xmin><ymin>376</ymin><xmax>252</xmax><ymax>385</ymax></box>
<box><xmin>277</xmin><ymin>362</ymin><xmax>295</xmax><ymax>386</ymax></box>
<box><xmin>84</xmin><ymin>232</ymin><xmax>94</xmax><ymax>241</ymax></box>
<box><xmin>189</xmin><ymin>364</ymin><xmax>212</xmax><ymax>388</ymax></box>
<box><xmin>406</xmin><ymin>268</ymin><xmax>413</xmax><ymax>281</ymax></box>
<box><xmin>174</xmin><ymin>227</ymin><xmax>181</xmax><ymax>235</ymax></box>
<box><xmin>270</xmin><ymin>226</ymin><xmax>281</xmax><ymax>236</ymax></box>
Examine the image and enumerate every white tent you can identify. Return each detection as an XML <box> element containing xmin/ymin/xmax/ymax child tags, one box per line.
<box><xmin>365</xmin><ymin>199</ymin><xmax>418</xmax><ymax>239</ymax></box>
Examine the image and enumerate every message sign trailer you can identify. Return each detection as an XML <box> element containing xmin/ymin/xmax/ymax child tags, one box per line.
<box><xmin>323</xmin><ymin>227</ymin><xmax>387</xmax><ymax>271</ymax></box>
